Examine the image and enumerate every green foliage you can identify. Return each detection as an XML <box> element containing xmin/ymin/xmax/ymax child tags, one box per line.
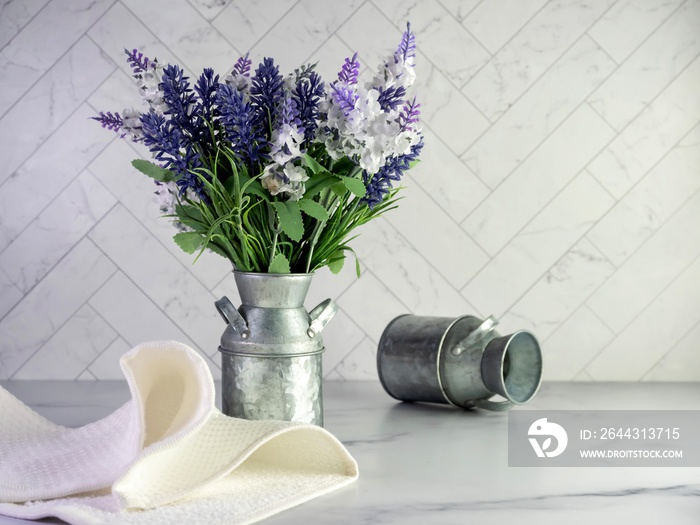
<box><xmin>173</xmin><ymin>231</ymin><xmax>204</xmax><ymax>254</ymax></box>
<box><xmin>298</xmin><ymin>199</ymin><xmax>329</xmax><ymax>221</ymax></box>
<box><xmin>132</xmin><ymin>159</ymin><xmax>175</xmax><ymax>182</ymax></box>
<box><xmin>154</xmin><ymin>145</ymin><xmax>405</xmax><ymax>275</ymax></box>
<box><xmin>268</xmin><ymin>252</ymin><xmax>291</xmax><ymax>274</ymax></box>
<box><xmin>272</xmin><ymin>200</ymin><xmax>303</xmax><ymax>242</ymax></box>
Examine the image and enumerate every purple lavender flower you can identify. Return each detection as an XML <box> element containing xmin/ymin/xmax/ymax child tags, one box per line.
<box><xmin>279</xmin><ymin>95</ymin><xmax>302</xmax><ymax>128</ymax></box>
<box><xmin>91</xmin><ymin>111</ymin><xmax>123</xmax><ymax>133</ymax></box>
<box><xmin>292</xmin><ymin>70</ymin><xmax>325</xmax><ymax>144</ymax></box>
<box><xmin>216</xmin><ymin>83</ymin><xmax>267</xmax><ymax>167</ymax></box>
<box><xmin>398</xmin><ymin>96</ymin><xmax>421</xmax><ymax>131</ymax></box>
<box><xmin>362</xmin><ymin>138</ymin><xmax>424</xmax><ymax>208</ymax></box>
<box><xmin>160</xmin><ymin>64</ymin><xmax>197</xmax><ymax>131</ymax></box>
<box><xmin>124</xmin><ymin>48</ymin><xmax>153</xmax><ymax>75</ymax></box>
<box><xmin>395</xmin><ymin>22</ymin><xmax>416</xmax><ymax>62</ymax></box>
<box><xmin>377</xmin><ymin>85</ymin><xmax>406</xmax><ymax>111</ymax></box>
<box><xmin>337</xmin><ymin>52</ymin><xmax>360</xmax><ymax>84</ymax></box>
<box><xmin>233</xmin><ymin>53</ymin><xmax>252</xmax><ymax>77</ymax></box>
<box><xmin>140</xmin><ymin>110</ymin><xmax>206</xmax><ymax>199</ymax></box>
<box><xmin>194</xmin><ymin>68</ymin><xmax>219</xmax><ymax>122</ymax></box>
<box><xmin>330</xmin><ymin>84</ymin><xmax>357</xmax><ymax>116</ymax></box>
<box><xmin>140</xmin><ymin>111</ymin><xmax>183</xmax><ymax>167</ymax></box>
<box><xmin>174</xmin><ymin>145</ymin><xmax>206</xmax><ymax>198</ymax></box>
<box><xmin>250</xmin><ymin>58</ymin><xmax>284</xmax><ymax>137</ymax></box>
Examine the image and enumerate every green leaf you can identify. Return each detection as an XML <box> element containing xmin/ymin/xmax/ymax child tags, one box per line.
<box><xmin>206</xmin><ymin>242</ymin><xmax>230</xmax><ymax>261</ymax></box>
<box><xmin>408</xmin><ymin>159</ymin><xmax>421</xmax><ymax>169</ymax></box>
<box><xmin>330</xmin><ymin>157</ymin><xmax>356</xmax><ymax>176</ymax></box>
<box><xmin>132</xmin><ymin>159</ymin><xmax>175</xmax><ymax>183</ymax></box>
<box><xmin>272</xmin><ymin>200</ymin><xmax>304</xmax><ymax>242</ymax></box>
<box><xmin>268</xmin><ymin>252</ymin><xmax>291</xmax><ymax>274</ymax></box>
<box><xmin>222</xmin><ymin>175</ymin><xmax>235</xmax><ymax>195</ymax></box>
<box><xmin>241</xmin><ymin>174</ymin><xmax>269</xmax><ymax>200</ymax></box>
<box><xmin>303</xmin><ymin>153</ymin><xmax>329</xmax><ymax>175</ymax></box>
<box><xmin>298</xmin><ymin>198</ymin><xmax>329</xmax><ymax>221</ymax></box>
<box><xmin>304</xmin><ymin>172</ymin><xmax>338</xmax><ymax>198</ymax></box>
<box><xmin>328</xmin><ymin>250</ymin><xmax>345</xmax><ymax>274</ymax></box>
<box><xmin>173</xmin><ymin>232</ymin><xmax>205</xmax><ymax>254</ymax></box>
<box><xmin>175</xmin><ymin>204</ymin><xmax>206</xmax><ymax>231</ymax></box>
<box><xmin>340</xmin><ymin>176</ymin><xmax>366</xmax><ymax>198</ymax></box>
<box><xmin>331</xmin><ymin>181</ymin><xmax>349</xmax><ymax>198</ymax></box>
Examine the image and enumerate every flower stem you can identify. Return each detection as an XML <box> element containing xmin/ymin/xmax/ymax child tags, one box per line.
<box><xmin>305</xmin><ymin>188</ymin><xmax>334</xmax><ymax>272</ymax></box>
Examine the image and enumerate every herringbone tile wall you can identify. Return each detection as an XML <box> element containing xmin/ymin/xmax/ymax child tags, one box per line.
<box><xmin>1</xmin><ymin>0</ymin><xmax>698</xmax><ymax>382</ymax></box>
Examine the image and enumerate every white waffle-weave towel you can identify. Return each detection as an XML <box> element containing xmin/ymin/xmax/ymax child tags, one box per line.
<box><xmin>0</xmin><ymin>341</ymin><xmax>358</xmax><ymax>524</ymax></box>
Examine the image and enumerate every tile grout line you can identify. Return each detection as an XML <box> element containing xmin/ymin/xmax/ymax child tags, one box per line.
<box><xmin>239</xmin><ymin>0</ymin><xmax>302</xmax><ymax>54</ymax></box>
<box><xmin>85</xmin><ymin>217</ymin><xmax>209</xmax><ymax>351</ymax></box>
<box><xmin>403</xmin><ymin>119</ymin><xmax>491</xmax><ymax>226</ymax></box>
<box><xmin>7</xmin><ymin>265</ymin><xmax>121</xmax><ymax>380</ymax></box>
<box><xmin>325</xmin><ymin>331</ymin><xmax>371</xmax><ymax>378</ymax></box>
<box><xmin>455</xmin><ymin>0</ymin><xmax>622</xmax><ymax>144</ymax></box>
<box><xmin>639</xmin><ymin>317</ymin><xmax>700</xmax><ymax>381</ymax></box>
<box><xmin>0</xmin><ymin>211</ymin><xmax>119</xmax><ymax>331</ymax></box>
<box><xmin>601</xmin><ymin>49</ymin><xmax>700</xmax><ymax>136</ymax></box>
<box><xmin>580</xmin><ymin>0</ymin><xmax>693</xmax><ymax>134</ymax></box>
<box><xmin>0</xmin><ymin>41</ymin><xmax>121</xmax><ymax>203</ymax></box>
<box><xmin>301</xmin><ymin>0</ymin><xmax>368</xmax><ymax>66</ymax></box>
<box><xmin>571</xmin><ymin>181</ymin><xmax>700</xmax><ymax>349</ymax></box>
<box><xmin>377</xmin><ymin>215</ymin><xmax>486</xmax><ymax>302</ymax></box>
<box><xmin>0</xmin><ymin>0</ymin><xmax>52</xmax><ymax>53</ymax></box>
<box><xmin>577</xmin><ymin>249</ymin><xmax>700</xmax><ymax>381</ymax></box>
<box><xmin>454</xmin><ymin>0</ymin><xmax>553</xmax><ymax>88</ymax></box>
<box><xmin>462</xmin><ymin>4</ymin><xmax>700</xmax><ymax>229</ymax></box>
<box><xmin>580</xmin><ymin>116</ymin><xmax>700</xmax><ymax>267</ymax></box>
<box><xmin>71</xmin><ymin>330</ymin><xmax>122</xmax><ymax>381</ymax></box>
<box><xmin>457</xmin><ymin>0</ymin><xmax>688</xmax><ymax>165</ymax></box>
<box><xmin>459</xmin><ymin>30</ymin><xmax>620</xmax><ymax>189</ymax></box>
<box><xmin>116</xmin><ymin>0</ymin><xmax>208</xmax><ymax>79</ymax></box>
<box><xmin>458</xmin><ymin>110</ymin><xmax>621</xmax><ymax>294</ymax></box>
<box><xmin>0</xmin><ymin>123</ymin><xmax>118</xmax><ymax>251</ymax></box>
<box><xmin>181</xmin><ymin>0</ymin><xmax>243</xmax><ymax>57</ymax></box>
<box><xmin>0</xmin><ymin>0</ymin><xmax>118</xmax><ymax>123</ymax></box>
<box><xmin>0</xmin><ymin>182</ymin><xmax>119</xmax><ymax>298</ymax></box>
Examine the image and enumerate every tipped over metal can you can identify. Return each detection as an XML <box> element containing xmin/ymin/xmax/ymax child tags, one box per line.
<box><xmin>377</xmin><ymin>314</ymin><xmax>543</xmax><ymax>411</ymax></box>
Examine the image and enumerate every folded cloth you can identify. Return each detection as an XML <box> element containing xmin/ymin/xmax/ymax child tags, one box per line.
<box><xmin>0</xmin><ymin>341</ymin><xmax>358</xmax><ymax>524</ymax></box>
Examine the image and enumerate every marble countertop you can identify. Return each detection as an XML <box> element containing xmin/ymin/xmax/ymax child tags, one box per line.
<box><xmin>1</xmin><ymin>381</ymin><xmax>699</xmax><ymax>524</ymax></box>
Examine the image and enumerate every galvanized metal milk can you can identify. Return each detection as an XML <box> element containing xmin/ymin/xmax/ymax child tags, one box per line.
<box><xmin>215</xmin><ymin>272</ymin><xmax>336</xmax><ymax>426</ymax></box>
<box><xmin>377</xmin><ymin>314</ymin><xmax>543</xmax><ymax>411</ymax></box>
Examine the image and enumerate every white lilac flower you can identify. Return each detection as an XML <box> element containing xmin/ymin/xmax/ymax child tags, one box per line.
<box><xmin>137</xmin><ymin>65</ymin><xmax>167</xmax><ymax>114</ymax></box>
<box><xmin>261</xmin><ymin>162</ymin><xmax>309</xmax><ymax>201</ymax></box>
<box><xmin>270</xmin><ymin>123</ymin><xmax>303</xmax><ymax>164</ymax></box>
<box><xmin>225</xmin><ymin>53</ymin><xmax>252</xmax><ymax>92</ymax></box>
<box><xmin>269</xmin><ymin>94</ymin><xmax>304</xmax><ymax>164</ymax></box>
<box><xmin>369</xmin><ymin>54</ymin><xmax>416</xmax><ymax>91</ymax></box>
<box><xmin>154</xmin><ymin>181</ymin><xmax>198</xmax><ymax>232</ymax></box>
<box><xmin>154</xmin><ymin>181</ymin><xmax>179</xmax><ymax>215</ymax></box>
<box><xmin>225</xmin><ymin>72</ymin><xmax>251</xmax><ymax>92</ymax></box>
<box><xmin>120</xmin><ymin>108</ymin><xmax>143</xmax><ymax>142</ymax></box>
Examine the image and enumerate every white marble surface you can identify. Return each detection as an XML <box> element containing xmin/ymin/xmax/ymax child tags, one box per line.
<box><xmin>0</xmin><ymin>380</ymin><xmax>698</xmax><ymax>524</ymax></box>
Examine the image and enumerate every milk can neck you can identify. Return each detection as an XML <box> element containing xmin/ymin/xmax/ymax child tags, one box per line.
<box><xmin>233</xmin><ymin>271</ymin><xmax>314</xmax><ymax>308</ymax></box>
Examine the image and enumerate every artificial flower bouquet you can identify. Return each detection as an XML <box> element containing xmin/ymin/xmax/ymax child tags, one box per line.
<box><xmin>94</xmin><ymin>23</ymin><xmax>423</xmax><ymax>275</ymax></box>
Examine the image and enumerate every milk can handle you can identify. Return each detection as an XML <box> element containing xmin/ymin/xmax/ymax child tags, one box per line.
<box><xmin>451</xmin><ymin>315</ymin><xmax>499</xmax><ymax>356</ymax></box>
<box><xmin>215</xmin><ymin>296</ymin><xmax>251</xmax><ymax>339</ymax></box>
<box><xmin>307</xmin><ymin>299</ymin><xmax>338</xmax><ymax>338</ymax></box>
<box><xmin>473</xmin><ymin>398</ymin><xmax>514</xmax><ymax>411</ymax></box>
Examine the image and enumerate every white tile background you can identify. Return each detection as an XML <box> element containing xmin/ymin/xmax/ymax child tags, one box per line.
<box><xmin>0</xmin><ymin>0</ymin><xmax>698</xmax><ymax>382</ymax></box>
